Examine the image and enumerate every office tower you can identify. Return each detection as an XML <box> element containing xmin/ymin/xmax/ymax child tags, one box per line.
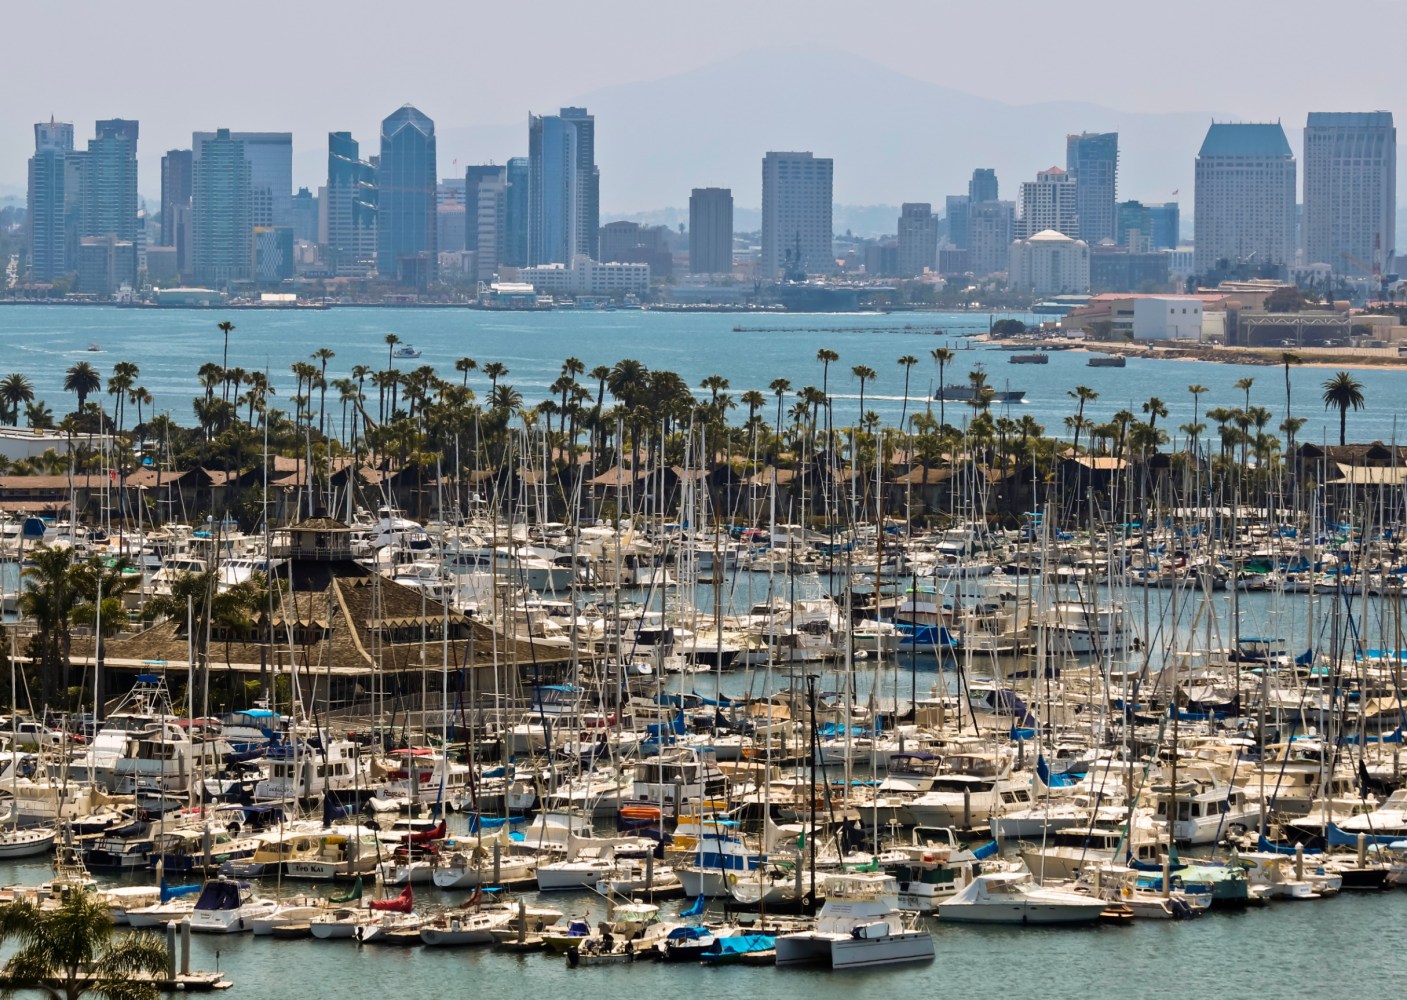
<box><xmin>1116</xmin><ymin>200</ymin><xmax>1152</xmax><ymax>251</ymax></box>
<box><xmin>1065</xmin><ymin>132</ymin><xmax>1118</xmax><ymax>244</ymax></box>
<box><xmin>760</xmin><ymin>151</ymin><xmax>834</xmax><ymax>278</ymax></box>
<box><xmin>436</xmin><ymin>178</ymin><xmax>466</xmax><ymax>253</ymax></box>
<box><xmin>1193</xmin><ymin>122</ymin><xmax>1296</xmax><ymax>274</ymax></box>
<box><xmin>252</xmin><ymin>226</ymin><xmax>294</xmax><ymax>282</ymax></box>
<box><xmin>376</xmin><ymin>105</ymin><xmax>438</xmax><ymax>284</ymax></box>
<box><xmin>503</xmin><ymin>157</ymin><xmax>529</xmax><ymax>267</ymax></box>
<box><xmin>192</xmin><ymin>132</ymin><xmax>292</xmax><ymax>230</ymax></box>
<box><xmin>466</xmin><ymin>164</ymin><xmax>507</xmax><ymax>282</ymax></box>
<box><xmin>1017</xmin><ymin>167</ymin><xmax>1079</xmax><ymax>240</ymax></box>
<box><xmin>27</xmin><ymin>120</ymin><xmax>74</xmax><ymax>282</ymax></box>
<box><xmin>291</xmin><ymin>188</ymin><xmax>318</xmax><ymax>244</ymax></box>
<box><xmin>160</xmin><ymin>149</ymin><xmax>192</xmax><ymax>248</ymax></box>
<box><xmin>75</xmin><ymin>234</ymin><xmax>137</xmax><ymax>297</ymax></box>
<box><xmin>191</xmin><ymin>129</ymin><xmax>253</xmax><ymax>285</ymax></box>
<box><xmin>944</xmin><ymin>195</ymin><xmax>970</xmax><ymax>249</ymax></box>
<box><xmin>896</xmin><ymin>202</ymin><xmax>938</xmax><ymax>276</ymax></box>
<box><xmin>968</xmin><ymin>200</ymin><xmax>1015</xmax><ymax>276</ymax></box>
<box><xmin>83</xmin><ymin>119</ymin><xmax>139</xmax><ymax>241</ymax></box>
<box><xmin>1148</xmin><ymin>202</ymin><xmax>1180</xmax><ymax>249</ymax></box>
<box><xmin>325</xmin><ymin>131</ymin><xmax>377</xmax><ymax>277</ymax></box>
<box><xmin>689</xmin><ymin>187</ymin><xmax>733</xmax><ymax>274</ymax></box>
<box><xmin>527</xmin><ymin>107</ymin><xmax>599</xmax><ymax>265</ymax></box>
<box><xmin>1302</xmin><ymin>111</ymin><xmax>1396</xmax><ymax>275</ymax></box>
<box><xmin>969</xmin><ymin>168</ymin><xmax>998</xmax><ymax>204</ymax></box>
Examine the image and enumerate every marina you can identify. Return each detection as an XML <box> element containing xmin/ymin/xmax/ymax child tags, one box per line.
<box><xmin>0</xmin><ymin>309</ymin><xmax>1403</xmax><ymax>996</ymax></box>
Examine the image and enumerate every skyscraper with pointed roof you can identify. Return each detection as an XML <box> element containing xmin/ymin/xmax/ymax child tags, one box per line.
<box><xmin>377</xmin><ymin>105</ymin><xmax>438</xmax><ymax>284</ymax></box>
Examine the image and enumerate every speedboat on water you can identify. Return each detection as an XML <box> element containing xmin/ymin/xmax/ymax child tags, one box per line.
<box><xmin>936</xmin><ymin>871</ymin><xmax>1107</xmax><ymax>925</ymax></box>
<box><xmin>775</xmin><ymin>873</ymin><xmax>933</xmax><ymax>969</ymax></box>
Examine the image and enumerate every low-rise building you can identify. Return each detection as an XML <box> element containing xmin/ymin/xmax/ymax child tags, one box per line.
<box><xmin>1008</xmin><ymin>229</ymin><xmax>1089</xmax><ymax>295</ymax></box>
<box><xmin>1133</xmin><ymin>296</ymin><xmax>1204</xmax><ymax>339</ymax></box>
<box><xmin>520</xmin><ymin>256</ymin><xmax>650</xmax><ymax>296</ymax></box>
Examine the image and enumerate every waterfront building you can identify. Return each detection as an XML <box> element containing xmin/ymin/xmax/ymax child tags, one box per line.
<box><xmin>191</xmin><ymin>128</ymin><xmax>253</xmax><ymax>285</ymax></box>
<box><xmin>896</xmin><ymin>202</ymin><xmax>938</xmax><ymax>276</ymax></box>
<box><xmin>689</xmin><ymin>187</ymin><xmax>733</xmax><ymax>274</ymax></box>
<box><xmin>1008</xmin><ymin>229</ymin><xmax>1090</xmax><ymax>295</ymax></box>
<box><xmin>1193</xmin><ymin>122</ymin><xmax>1296</xmax><ymax>274</ymax></box>
<box><xmin>324</xmin><ymin>131</ymin><xmax>377</xmax><ymax>277</ymax></box>
<box><xmin>160</xmin><ymin>149</ymin><xmax>192</xmax><ymax>270</ymax></box>
<box><xmin>968</xmin><ymin>199</ymin><xmax>1015</xmax><ymax>276</ymax></box>
<box><xmin>466</xmin><ymin>164</ymin><xmax>507</xmax><ymax>282</ymax></box>
<box><xmin>376</xmin><ymin>105</ymin><xmax>438</xmax><ymax>284</ymax></box>
<box><xmin>527</xmin><ymin>107</ymin><xmax>599</xmax><ymax>266</ymax></box>
<box><xmin>760</xmin><ymin>151</ymin><xmax>834</xmax><ymax>278</ymax></box>
<box><xmin>83</xmin><ymin>119</ymin><xmax>139</xmax><ymax>242</ymax></box>
<box><xmin>1017</xmin><ymin>167</ymin><xmax>1079</xmax><ymax>241</ymax></box>
<box><xmin>193</xmin><ymin>131</ymin><xmax>292</xmax><ymax>230</ymax></box>
<box><xmin>503</xmin><ymin>157</ymin><xmax>529</xmax><ymax>268</ymax></box>
<box><xmin>520</xmin><ymin>255</ymin><xmax>649</xmax><ymax>296</ymax></box>
<box><xmin>75</xmin><ymin>234</ymin><xmax>136</xmax><ymax>297</ymax></box>
<box><xmin>253</xmin><ymin>226</ymin><xmax>295</xmax><ymax>283</ymax></box>
<box><xmin>1302</xmin><ymin>111</ymin><xmax>1395</xmax><ymax>276</ymax></box>
<box><xmin>1065</xmin><ymin>132</ymin><xmax>1118</xmax><ymax>244</ymax></box>
<box><xmin>26</xmin><ymin>119</ymin><xmax>73</xmax><ymax>282</ymax></box>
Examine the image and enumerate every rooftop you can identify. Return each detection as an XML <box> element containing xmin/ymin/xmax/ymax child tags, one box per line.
<box><xmin>1199</xmin><ymin>122</ymin><xmax>1293</xmax><ymax>159</ymax></box>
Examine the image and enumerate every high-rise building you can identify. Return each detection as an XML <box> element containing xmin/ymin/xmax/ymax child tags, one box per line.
<box><xmin>160</xmin><ymin>149</ymin><xmax>192</xmax><ymax>248</ymax></box>
<box><xmin>503</xmin><ymin>157</ymin><xmax>529</xmax><ymax>268</ymax></box>
<box><xmin>527</xmin><ymin>108</ymin><xmax>599</xmax><ymax>265</ymax></box>
<box><xmin>1302</xmin><ymin>111</ymin><xmax>1396</xmax><ymax>276</ymax></box>
<box><xmin>944</xmin><ymin>195</ymin><xmax>970</xmax><ymax>249</ymax></box>
<box><xmin>1116</xmin><ymin>200</ymin><xmax>1153</xmax><ymax>251</ymax></box>
<box><xmin>466</xmin><ymin>164</ymin><xmax>507</xmax><ymax>282</ymax></box>
<box><xmin>760</xmin><ymin>151</ymin><xmax>834</xmax><ymax>278</ymax></box>
<box><xmin>1017</xmin><ymin>167</ymin><xmax>1079</xmax><ymax>240</ymax></box>
<box><xmin>376</xmin><ymin>105</ymin><xmax>438</xmax><ymax>284</ymax></box>
<box><xmin>83</xmin><ymin>119</ymin><xmax>139</xmax><ymax>242</ymax></box>
<box><xmin>193</xmin><ymin>132</ymin><xmax>292</xmax><ymax>229</ymax></box>
<box><xmin>688</xmin><ymin>187</ymin><xmax>732</xmax><ymax>274</ymax></box>
<box><xmin>968</xmin><ymin>200</ymin><xmax>1015</xmax><ymax>276</ymax></box>
<box><xmin>191</xmin><ymin>128</ymin><xmax>253</xmax><ymax>285</ymax></box>
<box><xmin>969</xmin><ymin>168</ymin><xmax>998</xmax><ymax>204</ymax></box>
<box><xmin>1065</xmin><ymin>132</ymin><xmax>1118</xmax><ymax>244</ymax></box>
<box><xmin>290</xmin><ymin>188</ymin><xmax>318</xmax><ymax>244</ymax></box>
<box><xmin>896</xmin><ymin>203</ymin><xmax>938</xmax><ymax>276</ymax></box>
<box><xmin>324</xmin><ymin>131</ymin><xmax>377</xmax><ymax>277</ymax></box>
<box><xmin>436</xmin><ymin>178</ymin><xmax>466</xmax><ymax>254</ymax></box>
<box><xmin>252</xmin><ymin>226</ymin><xmax>295</xmax><ymax>283</ymax></box>
<box><xmin>27</xmin><ymin>120</ymin><xmax>74</xmax><ymax>282</ymax></box>
<box><xmin>1193</xmin><ymin>122</ymin><xmax>1296</xmax><ymax>274</ymax></box>
<box><xmin>1148</xmin><ymin>202</ymin><xmax>1180</xmax><ymax>249</ymax></box>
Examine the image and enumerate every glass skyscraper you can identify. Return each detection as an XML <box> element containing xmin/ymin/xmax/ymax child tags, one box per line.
<box><xmin>376</xmin><ymin>105</ymin><xmax>438</xmax><ymax>284</ymax></box>
<box><xmin>527</xmin><ymin>108</ymin><xmax>599</xmax><ymax>266</ymax></box>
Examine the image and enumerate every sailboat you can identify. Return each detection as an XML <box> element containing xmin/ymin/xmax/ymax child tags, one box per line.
<box><xmin>0</xmin><ymin>639</ymin><xmax>56</xmax><ymax>858</ymax></box>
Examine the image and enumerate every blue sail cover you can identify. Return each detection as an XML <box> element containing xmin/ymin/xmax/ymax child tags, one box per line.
<box><xmin>1327</xmin><ymin>823</ymin><xmax>1402</xmax><ymax>848</ymax></box>
<box><xmin>707</xmin><ymin>934</ymin><xmax>775</xmax><ymax>956</ymax></box>
<box><xmin>1257</xmin><ymin>835</ymin><xmax>1320</xmax><ymax>856</ymax></box>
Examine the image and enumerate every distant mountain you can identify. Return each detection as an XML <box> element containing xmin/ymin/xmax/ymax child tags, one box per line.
<box><xmin>432</xmin><ymin>47</ymin><xmax>1221</xmax><ymax>218</ymax></box>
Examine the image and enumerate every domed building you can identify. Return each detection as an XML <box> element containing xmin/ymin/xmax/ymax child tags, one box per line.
<box><xmin>1008</xmin><ymin>229</ymin><xmax>1090</xmax><ymax>296</ymax></box>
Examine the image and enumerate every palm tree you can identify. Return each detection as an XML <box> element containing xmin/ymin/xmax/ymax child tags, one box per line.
<box><xmin>128</xmin><ymin>386</ymin><xmax>152</xmax><ymax>437</ymax></box>
<box><xmin>385</xmin><ymin>332</ymin><xmax>401</xmax><ymax>369</ymax></box>
<box><xmin>768</xmin><ymin>377</ymin><xmax>791</xmax><ymax>459</ymax></box>
<box><xmin>482</xmin><ymin>362</ymin><xmax>508</xmax><ymax>395</ymax></box>
<box><xmin>897</xmin><ymin>355</ymin><xmax>918</xmax><ymax>431</ymax></box>
<box><xmin>1281</xmin><ymin>352</ymin><xmax>1300</xmax><ymax>452</ymax></box>
<box><xmin>454</xmin><ymin>357</ymin><xmax>477</xmax><ymax>387</ymax></box>
<box><xmin>816</xmin><ymin>348</ymin><xmax>839</xmax><ymax>401</ymax></box>
<box><xmin>0</xmin><ymin>373</ymin><xmax>34</xmax><ymax>426</ymax></box>
<box><xmin>1067</xmin><ymin>385</ymin><xmax>1099</xmax><ymax>454</ymax></box>
<box><xmin>217</xmin><ymin>319</ymin><xmax>235</xmax><ymax>377</ymax></box>
<box><xmin>0</xmin><ymin>889</ymin><xmax>170</xmax><ymax>1000</ymax></box>
<box><xmin>25</xmin><ymin>401</ymin><xmax>54</xmax><ymax>430</ymax></box>
<box><xmin>851</xmin><ymin>365</ymin><xmax>877</xmax><ymax>429</ymax></box>
<box><xmin>931</xmin><ymin>347</ymin><xmax>954</xmax><ymax>426</ymax></box>
<box><xmin>1321</xmin><ymin>371</ymin><xmax>1366</xmax><ymax>446</ymax></box>
<box><xmin>312</xmin><ymin>347</ymin><xmax>335</xmax><ymax>437</ymax></box>
<box><xmin>1234</xmin><ymin>376</ymin><xmax>1255</xmax><ymax>412</ymax></box>
<box><xmin>1141</xmin><ymin>396</ymin><xmax>1168</xmax><ymax>432</ymax></box>
<box><xmin>63</xmin><ymin>362</ymin><xmax>102</xmax><ymax>411</ymax></box>
<box><xmin>17</xmin><ymin>545</ymin><xmax>78</xmax><ymax>705</ymax></box>
<box><xmin>1186</xmin><ymin>384</ymin><xmax>1209</xmax><ymax>453</ymax></box>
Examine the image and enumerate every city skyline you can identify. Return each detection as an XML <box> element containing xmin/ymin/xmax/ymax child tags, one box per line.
<box><xmin>4</xmin><ymin>33</ymin><xmax>1407</xmax><ymax>223</ymax></box>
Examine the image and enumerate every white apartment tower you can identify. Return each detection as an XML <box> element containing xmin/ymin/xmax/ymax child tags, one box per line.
<box><xmin>761</xmin><ymin>151</ymin><xmax>834</xmax><ymax>278</ymax></box>
<box><xmin>1193</xmin><ymin>122</ymin><xmax>1296</xmax><ymax>274</ymax></box>
<box><xmin>1017</xmin><ymin>167</ymin><xmax>1079</xmax><ymax>241</ymax></box>
<box><xmin>1302</xmin><ymin>111</ymin><xmax>1396</xmax><ymax>276</ymax></box>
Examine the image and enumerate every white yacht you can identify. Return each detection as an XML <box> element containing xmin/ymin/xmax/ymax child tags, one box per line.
<box><xmin>187</xmin><ymin>877</ymin><xmax>278</xmax><ymax>934</ymax></box>
<box><xmin>775</xmin><ymin>873</ymin><xmax>934</xmax><ymax>969</ymax></box>
<box><xmin>936</xmin><ymin>871</ymin><xmax>1107</xmax><ymax>924</ymax></box>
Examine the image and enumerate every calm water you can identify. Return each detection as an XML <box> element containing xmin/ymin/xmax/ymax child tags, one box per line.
<box><xmin>2</xmin><ymin>854</ymin><xmax>1405</xmax><ymax>998</ymax></box>
<box><xmin>1</xmin><ymin>305</ymin><xmax>1403</xmax><ymax>445</ymax></box>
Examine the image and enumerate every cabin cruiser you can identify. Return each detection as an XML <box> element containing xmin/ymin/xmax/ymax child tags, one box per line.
<box><xmin>937</xmin><ymin>870</ymin><xmax>1107</xmax><ymax>924</ymax></box>
<box><xmin>904</xmin><ymin>754</ymin><xmax>1030</xmax><ymax>829</ymax></box>
<box><xmin>1148</xmin><ymin>782</ymin><xmax>1261</xmax><ymax>845</ymax></box>
<box><xmin>776</xmin><ymin>873</ymin><xmax>934</xmax><ymax>969</ymax></box>
<box><xmin>253</xmin><ymin>740</ymin><xmax>368</xmax><ymax>806</ymax></box>
<box><xmin>187</xmin><ymin>877</ymin><xmax>278</xmax><ymax>934</ymax></box>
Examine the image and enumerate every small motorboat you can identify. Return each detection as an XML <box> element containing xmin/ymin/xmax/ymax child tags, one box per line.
<box><xmin>419</xmin><ymin>909</ymin><xmax>511</xmax><ymax>947</ymax></box>
<box><xmin>187</xmin><ymin>877</ymin><xmax>278</xmax><ymax>934</ymax></box>
<box><xmin>392</xmin><ymin>345</ymin><xmax>422</xmax><ymax>360</ymax></box>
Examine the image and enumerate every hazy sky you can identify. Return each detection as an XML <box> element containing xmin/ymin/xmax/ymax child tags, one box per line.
<box><xmin>4</xmin><ymin>0</ymin><xmax>1402</xmax><ymax>212</ymax></box>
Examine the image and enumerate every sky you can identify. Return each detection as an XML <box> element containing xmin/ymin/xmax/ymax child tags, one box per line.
<box><xmin>3</xmin><ymin>0</ymin><xmax>1403</xmax><ymax>215</ymax></box>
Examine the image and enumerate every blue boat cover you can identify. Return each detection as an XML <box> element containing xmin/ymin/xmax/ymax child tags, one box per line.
<box><xmin>707</xmin><ymin>934</ymin><xmax>775</xmax><ymax>956</ymax></box>
<box><xmin>970</xmin><ymin>839</ymin><xmax>999</xmax><ymax>860</ymax></box>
